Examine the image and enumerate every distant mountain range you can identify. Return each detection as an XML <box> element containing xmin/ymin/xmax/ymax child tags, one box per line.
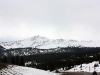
<box><xmin>0</xmin><ymin>35</ymin><xmax>100</xmax><ymax>49</ymax></box>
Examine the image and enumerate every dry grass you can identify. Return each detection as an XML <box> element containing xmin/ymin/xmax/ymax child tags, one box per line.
<box><xmin>61</xmin><ymin>72</ymin><xmax>84</xmax><ymax>75</ymax></box>
<box><xmin>0</xmin><ymin>63</ymin><xmax>8</xmax><ymax>70</ymax></box>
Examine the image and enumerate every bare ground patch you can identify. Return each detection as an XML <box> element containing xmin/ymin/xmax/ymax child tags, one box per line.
<box><xmin>61</xmin><ymin>72</ymin><xmax>93</xmax><ymax>75</ymax></box>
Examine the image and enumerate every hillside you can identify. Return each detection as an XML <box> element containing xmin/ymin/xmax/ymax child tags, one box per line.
<box><xmin>0</xmin><ymin>35</ymin><xmax>100</xmax><ymax>49</ymax></box>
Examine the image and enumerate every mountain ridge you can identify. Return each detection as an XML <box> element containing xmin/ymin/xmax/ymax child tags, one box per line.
<box><xmin>0</xmin><ymin>35</ymin><xmax>100</xmax><ymax>49</ymax></box>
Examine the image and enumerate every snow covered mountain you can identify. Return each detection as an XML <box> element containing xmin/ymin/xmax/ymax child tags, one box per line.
<box><xmin>0</xmin><ymin>35</ymin><xmax>100</xmax><ymax>49</ymax></box>
<box><xmin>0</xmin><ymin>65</ymin><xmax>57</xmax><ymax>75</ymax></box>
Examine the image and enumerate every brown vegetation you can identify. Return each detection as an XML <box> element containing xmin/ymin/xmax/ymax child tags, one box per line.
<box><xmin>0</xmin><ymin>63</ymin><xmax>8</xmax><ymax>70</ymax></box>
<box><xmin>61</xmin><ymin>72</ymin><xmax>84</xmax><ymax>75</ymax></box>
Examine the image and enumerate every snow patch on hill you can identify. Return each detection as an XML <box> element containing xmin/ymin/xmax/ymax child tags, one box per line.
<box><xmin>0</xmin><ymin>65</ymin><xmax>57</xmax><ymax>75</ymax></box>
<box><xmin>67</xmin><ymin>61</ymin><xmax>100</xmax><ymax>72</ymax></box>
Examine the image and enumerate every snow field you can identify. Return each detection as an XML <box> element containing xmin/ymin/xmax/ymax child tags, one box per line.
<box><xmin>0</xmin><ymin>65</ymin><xmax>57</xmax><ymax>75</ymax></box>
<box><xmin>68</xmin><ymin>61</ymin><xmax>100</xmax><ymax>72</ymax></box>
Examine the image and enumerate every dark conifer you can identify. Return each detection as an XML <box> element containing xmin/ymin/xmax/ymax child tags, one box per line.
<box><xmin>11</xmin><ymin>56</ymin><xmax>15</xmax><ymax>64</ymax></box>
<box><xmin>3</xmin><ymin>56</ymin><xmax>7</xmax><ymax>63</ymax></box>
<box><xmin>16</xmin><ymin>55</ymin><xmax>19</xmax><ymax>65</ymax></box>
<box><xmin>20</xmin><ymin>57</ymin><xmax>25</xmax><ymax>66</ymax></box>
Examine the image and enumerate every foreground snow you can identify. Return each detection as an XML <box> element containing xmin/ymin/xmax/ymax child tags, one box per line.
<box><xmin>68</xmin><ymin>61</ymin><xmax>100</xmax><ymax>72</ymax></box>
<box><xmin>0</xmin><ymin>65</ymin><xmax>57</xmax><ymax>75</ymax></box>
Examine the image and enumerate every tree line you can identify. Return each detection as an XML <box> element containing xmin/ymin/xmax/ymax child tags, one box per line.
<box><xmin>1</xmin><ymin>47</ymin><xmax>100</xmax><ymax>71</ymax></box>
<box><xmin>1</xmin><ymin>55</ymin><xmax>25</xmax><ymax>66</ymax></box>
<box><xmin>22</xmin><ymin>47</ymin><xmax>100</xmax><ymax>71</ymax></box>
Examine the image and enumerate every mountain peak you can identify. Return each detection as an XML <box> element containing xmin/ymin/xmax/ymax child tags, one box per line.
<box><xmin>33</xmin><ymin>35</ymin><xmax>45</xmax><ymax>38</ymax></box>
<box><xmin>30</xmin><ymin>35</ymin><xmax>49</xmax><ymax>42</ymax></box>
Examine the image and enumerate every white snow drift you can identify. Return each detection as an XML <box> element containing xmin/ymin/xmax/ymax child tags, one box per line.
<box><xmin>0</xmin><ymin>65</ymin><xmax>57</xmax><ymax>75</ymax></box>
<box><xmin>68</xmin><ymin>61</ymin><xmax>100</xmax><ymax>72</ymax></box>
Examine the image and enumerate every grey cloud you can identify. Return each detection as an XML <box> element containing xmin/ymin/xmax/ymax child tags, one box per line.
<box><xmin>0</xmin><ymin>0</ymin><xmax>100</xmax><ymax>41</ymax></box>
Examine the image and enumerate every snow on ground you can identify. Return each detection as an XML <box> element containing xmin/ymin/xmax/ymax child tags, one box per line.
<box><xmin>68</xmin><ymin>61</ymin><xmax>100</xmax><ymax>72</ymax></box>
<box><xmin>0</xmin><ymin>65</ymin><xmax>57</xmax><ymax>75</ymax></box>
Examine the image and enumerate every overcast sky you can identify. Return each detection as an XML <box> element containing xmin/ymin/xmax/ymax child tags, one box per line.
<box><xmin>0</xmin><ymin>0</ymin><xmax>100</xmax><ymax>42</ymax></box>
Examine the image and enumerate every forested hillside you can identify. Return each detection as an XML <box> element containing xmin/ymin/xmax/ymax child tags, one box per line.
<box><xmin>1</xmin><ymin>47</ymin><xmax>100</xmax><ymax>71</ymax></box>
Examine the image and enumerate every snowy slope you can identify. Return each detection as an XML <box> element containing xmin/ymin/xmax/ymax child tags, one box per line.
<box><xmin>0</xmin><ymin>65</ymin><xmax>57</xmax><ymax>75</ymax></box>
<box><xmin>67</xmin><ymin>61</ymin><xmax>100</xmax><ymax>72</ymax></box>
<box><xmin>0</xmin><ymin>35</ymin><xmax>100</xmax><ymax>49</ymax></box>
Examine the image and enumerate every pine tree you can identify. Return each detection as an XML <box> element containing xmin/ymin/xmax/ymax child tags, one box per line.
<box><xmin>3</xmin><ymin>56</ymin><xmax>7</xmax><ymax>63</ymax></box>
<box><xmin>16</xmin><ymin>55</ymin><xmax>19</xmax><ymax>65</ymax></box>
<box><xmin>49</xmin><ymin>64</ymin><xmax>54</xmax><ymax>71</ymax></box>
<box><xmin>11</xmin><ymin>56</ymin><xmax>15</xmax><ymax>64</ymax></box>
<box><xmin>19</xmin><ymin>57</ymin><xmax>25</xmax><ymax>66</ymax></box>
<box><xmin>80</xmin><ymin>64</ymin><xmax>82</xmax><ymax>68</ymax></box>
<box><xmin>68</xmin><ymin>60</ymin><xmax>71</xmax><ymax>69</ymax></box>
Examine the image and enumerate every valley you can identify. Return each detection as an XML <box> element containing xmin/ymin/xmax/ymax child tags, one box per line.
<box><xmin>0</xmin><ymin>36</ymin><xmax>100</xmax><ymax>74</ymax></box>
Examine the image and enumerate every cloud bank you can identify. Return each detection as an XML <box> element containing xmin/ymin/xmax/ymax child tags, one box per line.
<box><xmin>0</xmin><ymin>0</ymin><xmax>100</xmax><ymax>41</ymax></box>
